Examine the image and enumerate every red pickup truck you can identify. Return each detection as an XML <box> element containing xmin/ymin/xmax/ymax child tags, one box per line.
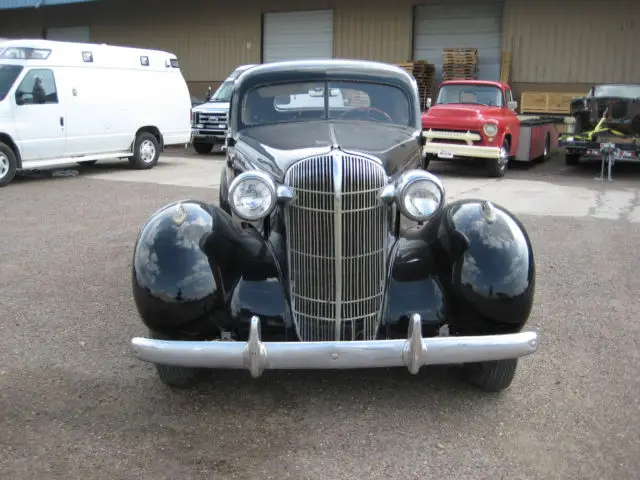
<box><xmin>421</xmin><ymin>80</ymin><xmax>559</xmax><ymax>177</ymax></box>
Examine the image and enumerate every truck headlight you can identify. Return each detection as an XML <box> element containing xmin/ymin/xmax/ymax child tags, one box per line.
<box><xmin>228</xmin><ymin>170</ymin><xmax>277</xmax><ymax>221</ymax></box>
<box><xmin>482</xmin><ymin>123</ymin><xmax>498</xmax><ymax>137</ymax></box>
<box><xmin>395</xmin><ymin>170</ymin><xmax>445</xmax><ymax>222</ymax></box>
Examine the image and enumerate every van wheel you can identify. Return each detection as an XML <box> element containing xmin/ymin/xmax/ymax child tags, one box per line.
<box><xmin>193</xmin><ymin>142</ymin><xmax>214</xmax><ymax>155</ymax></box>
<box><xmin>129</xmin><ymin>132</ymin><xmax>160</xmax><ymax>170</ymax></box>
<box><xmin>0</xmin><ymin>142</ymin><xmax>17</xmax><ymax>188</ymax></box>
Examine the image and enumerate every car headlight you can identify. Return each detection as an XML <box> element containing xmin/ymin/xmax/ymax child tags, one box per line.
<box><xmin>228</xmin><ymin>170</ymin><xmax>277</xmax><ymax>221</ymax></box>
<box><xmin>394</xmin><ymin>170</ymin><xmax>445</xmax><ymax>222</ymax></box>
<box><xmin>482</xmin><ymin>123</ymin><xmax>498</xmax><ymax>137</ymax></box>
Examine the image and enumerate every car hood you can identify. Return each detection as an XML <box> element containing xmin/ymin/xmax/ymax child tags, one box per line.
<box><xmin>235</xmin><ymin>121</ymin><xmax>422</xmax><ymax>181</ymax></box>
<box><xmin>422</xmin><ymin>104</ymin><xmax>504</xmax><ymax>128</ymax></box>
<box><xmin>192</xmin><ymin>101</ymin><xmax>230</xmax><ymax>113</ymax></box>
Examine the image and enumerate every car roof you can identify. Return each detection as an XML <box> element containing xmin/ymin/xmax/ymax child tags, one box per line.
<box><xmin>441</xmin><ymin>79</ymin><xmax>509</xmax><ymax>89</ymax></box>
<box><xmin>234</xmin><ymin>59</ymin><xmax>416</xmax><ymax>92</ymax></box>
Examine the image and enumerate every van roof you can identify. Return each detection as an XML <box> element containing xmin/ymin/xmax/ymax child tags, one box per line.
<box><xmin>0</xmin><ymin>38</ymin><xmax>181</xmax><ymax>71</ymax></box>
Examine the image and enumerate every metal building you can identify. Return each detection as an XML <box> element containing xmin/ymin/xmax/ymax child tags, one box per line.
<box><xmin>0</xmin><ymin>0</ymin><xmax>638</xmax><ymax>102</ymax></box>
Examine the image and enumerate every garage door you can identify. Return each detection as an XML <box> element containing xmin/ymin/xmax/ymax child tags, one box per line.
<box><xmin>45</xmin><ymin>26</ymin><xmax>91</xmax><ymax>43</ymax></box>
<box><xmin>413</xmin><ymin>1</ymin><xmax>503</xmax><ymax>84</ymax></box>
<box><xmin>262</xmin><ymin>10</ymin><xmax>333</xmax><ymax>63</ymax></box>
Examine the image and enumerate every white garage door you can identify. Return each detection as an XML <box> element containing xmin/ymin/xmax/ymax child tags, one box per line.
<box><xmin>263</xmin><ymin>10</ymin><xmax>333</xmax><ymax>63</ymax></box>
<box><xmin>413</xmin><ymin>1</ymin><xmax>503</xmax><ymax>84</ymax></box>
<box><xmin>45</xmin><ymin>26</ymin><xmax>91</xmax><ymax>43</ymax></box>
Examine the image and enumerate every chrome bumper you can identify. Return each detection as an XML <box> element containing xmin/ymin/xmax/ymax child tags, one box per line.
<box><xmin>425</xmin><ymin>142</ymin><xmax>501</xmax><ymax>159</ymax></box>
<box><xmin>131</xmin><ymin>314</ymin><xmax>540</xmax><ymax>378</ymax></box>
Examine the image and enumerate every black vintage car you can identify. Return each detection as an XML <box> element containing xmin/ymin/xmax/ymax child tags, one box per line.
<box><xmin>130</xmin><ymin>59</ymin><xmax>539</xmax><ymax>392</ymax></box>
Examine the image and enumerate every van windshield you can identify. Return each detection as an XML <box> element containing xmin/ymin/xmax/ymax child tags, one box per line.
<box><xmin>209</xmin><ymin>80</ymin><xmax>234</xmax><ymax>102</ymax></box>
<box><xmin>0</xmin><ymin>64</ymin><xmax>23</xmax><ymax>101</ymax></box>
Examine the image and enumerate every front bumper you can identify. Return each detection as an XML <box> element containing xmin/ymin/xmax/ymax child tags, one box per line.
<box><xmin>190</xmin><ymin>129</ymin><xmax>226</xmax><ymax>143</ymax></box>
<box><xmin>424</xmin><ymin>142</ymin><xmax>501</xmax><ymax>160</ymax></box>
<box><xmin>131</xmin><ymin>314</ymin><xmax>540</xmax><ymax>378</ymax></box>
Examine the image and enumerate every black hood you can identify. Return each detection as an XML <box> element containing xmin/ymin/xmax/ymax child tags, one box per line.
<box><xmin>234</xmin><ymin>121</ymin><xmax>422</xmax><ymax>181</ymax></box>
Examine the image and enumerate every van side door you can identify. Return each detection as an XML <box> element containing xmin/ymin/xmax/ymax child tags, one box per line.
<box><xmin>12</xmin><ymin>68</ymin><xmax>66</xmax><ymax>162</ymax></box>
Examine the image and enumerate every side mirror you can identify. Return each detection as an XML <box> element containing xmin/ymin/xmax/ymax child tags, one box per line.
<box><xmin>15</xmin><ymin>90</ymin><xmax>25</xmax><ymax>105</ymax></box>
<box><xmin>225</xmin><ymin>137</ymin><xmax>236</xmax><ymax>148</ymax></box>
<box><xmin>507</xmin><ymin>100</ymin><xmax>518</xmax><ymax>111</ymax></box>
<box><xmin>426</xmin><ymin>97</ymin><xmax>432</xmax><ymax>109</ymax></box>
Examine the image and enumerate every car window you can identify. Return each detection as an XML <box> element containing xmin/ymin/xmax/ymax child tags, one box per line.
<box><xmin>0</xmin><ymin>64</ymin><xmax>23</xmax><ymax>102</ymax></box>
<box><xmin>436</xmin><ymin>84</ymin><xmax>504</xmax><ymax>107</ymax></box>
<box><xmin>241</xmin><ymin>80</ymin><xmax>411</xmax><ymax>128</ymax></box>
<box><xmin>15</xmin><ymin>68</ymin><xmax>58</xmax><ymax>105</ymax></box>
<box><xmin>505</xmin><ymin>88</ymin><xmax>513</xmax><ymax>104</ymax></box>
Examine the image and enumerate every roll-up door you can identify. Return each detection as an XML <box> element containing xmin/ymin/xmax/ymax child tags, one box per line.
<box><xmin>262</xmin><ymin>10</ymin><xmax>333</xmax><ymax>63</ymax></box>
<box><xmin>45</xmin><ymin>26</ymin><xmax>91</xmax><ymax>43</ymax></box>
<box><xmin>413</xmin><ymin>1</ymin><xmax>503</xmax><ymax>84</ymax></box>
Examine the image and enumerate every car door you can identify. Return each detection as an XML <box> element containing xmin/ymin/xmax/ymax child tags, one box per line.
<box><xmin>12</xmin><ymin>67</ymin><xmax>66</xmax><ymax>162</ymax></box>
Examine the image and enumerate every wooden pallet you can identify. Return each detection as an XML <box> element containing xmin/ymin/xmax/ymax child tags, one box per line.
<box><xmin>520</xmin><ymin>91</ymin><xmax>587</xmax><ymax>115</ymax></box>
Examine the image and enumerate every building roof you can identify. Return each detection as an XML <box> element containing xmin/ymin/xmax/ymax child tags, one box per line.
<box><xmin>0</xmin><ymin>0</ymin><xmax>98</xmax><ymax>10</ymax></box>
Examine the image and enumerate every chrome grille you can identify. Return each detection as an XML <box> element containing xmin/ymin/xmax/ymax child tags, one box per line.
<box><xmin>284</xmin><ymin>152</ymin><xmax>388</xmax><ymax>342</ymax></box>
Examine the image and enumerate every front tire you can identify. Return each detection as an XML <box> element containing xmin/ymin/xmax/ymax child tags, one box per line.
<box><xmin>193</xmin><ymin>141</ymin><xmax>214</xmax><ymax>155</ymax></box>
<box><xmin>464</xmin><ymin>358</ymin><xmax>518</xmax><ymax>392</ymax></box>
<box><xmin>486</xmin><ymin>139</ymin><xmax>509</xmax><ymax>178</ymax></box>
<box><xmin>0</xmin><ymin>142</ymin><xmax>17</xmax><ymax>188</ymax></box>
<box><xmin>129</xmin><ymin>132</ymin><xmax>160</xmax><ymax>170</ymax></box>
<box><xmin>149</xmin><ymin>330</ymin><xmax>202</xmax><ymax>389</ymax></box>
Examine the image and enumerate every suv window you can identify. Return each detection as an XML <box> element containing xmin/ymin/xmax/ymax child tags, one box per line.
<box><xmin>15</xmin><ymin>68</ymin><xmax>58</xmax><ymax>105</ymax></box>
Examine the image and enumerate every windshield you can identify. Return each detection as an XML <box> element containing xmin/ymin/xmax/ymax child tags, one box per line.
<box><xmin>240</xmin><ymin>80</ymin><xmax>411</xmax><ymax>129</ymax></box>
<box><xmin>591</xmin><ymin>84</ymin><xmax>640</xmax><ymax>98</ymax></box>
<box><xmin>210</xmin><ymin>80</ymin><xmax>234</xmax><ymax>102</ymax></box>
<box><xmin>0</xmin><ymin>64</ymin><xmax>23</xmax><ymax>101</ymax></box>
<box><xmin>436</xmin><ymin>84</ymin><xmax>504</xmax><ymax>107</ymax></box>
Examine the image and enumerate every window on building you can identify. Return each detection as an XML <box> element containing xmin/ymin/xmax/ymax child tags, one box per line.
<box><xmin>15</xmin><ymin>69</ymin><xmax>58</xmax><ymax>105</ymax></box>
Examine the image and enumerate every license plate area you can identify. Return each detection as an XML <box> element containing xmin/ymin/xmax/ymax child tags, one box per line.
<box><xmin>437</xmin><ymin>150</ymin><xmax>454</xmax><ymax>159</ymax></box>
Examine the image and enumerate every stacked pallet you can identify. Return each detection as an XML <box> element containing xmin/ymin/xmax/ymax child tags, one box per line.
<box><xmin>396</xmin><ymin>61</ymin><xmax>436</xmax><ymax>110</ymax></box>
<box><xmin>442</xmin><ymin>48</ymin><xmax>478</xmax><ymax>81</ymax></box>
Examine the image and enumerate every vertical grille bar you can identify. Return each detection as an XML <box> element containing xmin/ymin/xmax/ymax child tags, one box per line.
<box><xmin>284</xmin><ymin>152</ymin><xmax>388</xmax><ymax>342</ymax></box>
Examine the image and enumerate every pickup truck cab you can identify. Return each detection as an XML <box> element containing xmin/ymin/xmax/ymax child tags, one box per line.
<box><xmin>421</xmin><ymin>80</ymin><xmax>558</xmax><ymax>177</ymax></box>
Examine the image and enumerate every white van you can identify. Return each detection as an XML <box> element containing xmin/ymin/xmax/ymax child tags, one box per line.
<box><xmin>0</xmin><ymin>39</ymin><xmax>192</xmax><ymax>187</ymax></box>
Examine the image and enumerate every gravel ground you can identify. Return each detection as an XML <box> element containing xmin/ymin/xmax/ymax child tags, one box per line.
<box><xmin>1</xmin><ymin>167</ymin><xmax>639</xmax><ymax>480</ymax></box>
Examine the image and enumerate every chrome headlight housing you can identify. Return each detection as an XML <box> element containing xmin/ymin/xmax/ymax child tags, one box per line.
<box><xmin>228</xmin><ymin>170</ymin><xmax>277</xmax><ymax>221</ymax></box>
<box><xmin>482</xmin><ymin>122</ymin><xmax>498</xmax><ymax>137</ymax></box>
<box><xmin>393</xmin><ymin>170</ymin><xmax>445</xmax><ymax>222</ymax></box>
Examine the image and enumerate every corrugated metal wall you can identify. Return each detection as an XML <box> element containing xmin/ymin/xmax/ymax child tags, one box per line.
<box><xmin>503</xmin><ymin>0</ymin><xmax>640</xmax><ymax>83</ymax></box>
<box><xmin>1</xmin><ymin>0</ymin><xmax>638</xmax><ymax>89</ymax></box>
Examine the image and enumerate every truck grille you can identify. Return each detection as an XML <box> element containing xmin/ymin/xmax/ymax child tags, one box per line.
<box><xmin>284</xmin><ymin>152</ymin><xmax>388</xmax><ymax>342</ymax></box>
<box><xmin>196</xmin><ymin>112</ymin><xmax>227</xmax><ymax>127</ymax></box>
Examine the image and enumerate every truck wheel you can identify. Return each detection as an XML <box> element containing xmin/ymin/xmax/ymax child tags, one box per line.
<box><xmin>193</xmin><ymin>142</ymin><xmax>214</xmax><ymax>155</ymax></box>
<box><xmin>0</xmin><ymin>142</ymin><xmax>17</xmax><ymax>188</ymax></box>
<box><xmin>486</xmin><ymin>140</ymin><xmax>509</xmax><ymax>178</ymax></box>
<box><xmin>149</xmin><ymin>330</ymin><xmax>202</xmax><ymax>389</ymax></box>
<box><xmin>464</xmin><ymin>358</ymin><xmax>518</xmax><ymax>392</ymax></box>
<box><xmin>543</xmin><ymin>133</ymin><xmax>552</xmax><ymax>160</ymax></box>
<box><xmin>565</xmin><ymin>153</ymin><xmax>580</xmax><ymax>166</ymax></box>
<box><xmin>129</xmin><ymin>132</ymin><xmax>160</xmax><ymax>170</ymax></box>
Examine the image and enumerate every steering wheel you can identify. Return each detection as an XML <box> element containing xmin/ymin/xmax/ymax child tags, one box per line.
<box><xmin>339</xmin><ymin>107</ymin><xmax>393</xmax><ymax>123</ymax></box>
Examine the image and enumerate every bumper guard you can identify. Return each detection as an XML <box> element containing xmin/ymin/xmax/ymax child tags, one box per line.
<box><xmin>131</xmin><ymin>314</ymin><xmax>540</xmax><ymax>378</ymax></box>
<box><xmin>424</xmin><ymin>142</ymin><xmax>501</xmax><ymax>159</ymax></box>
